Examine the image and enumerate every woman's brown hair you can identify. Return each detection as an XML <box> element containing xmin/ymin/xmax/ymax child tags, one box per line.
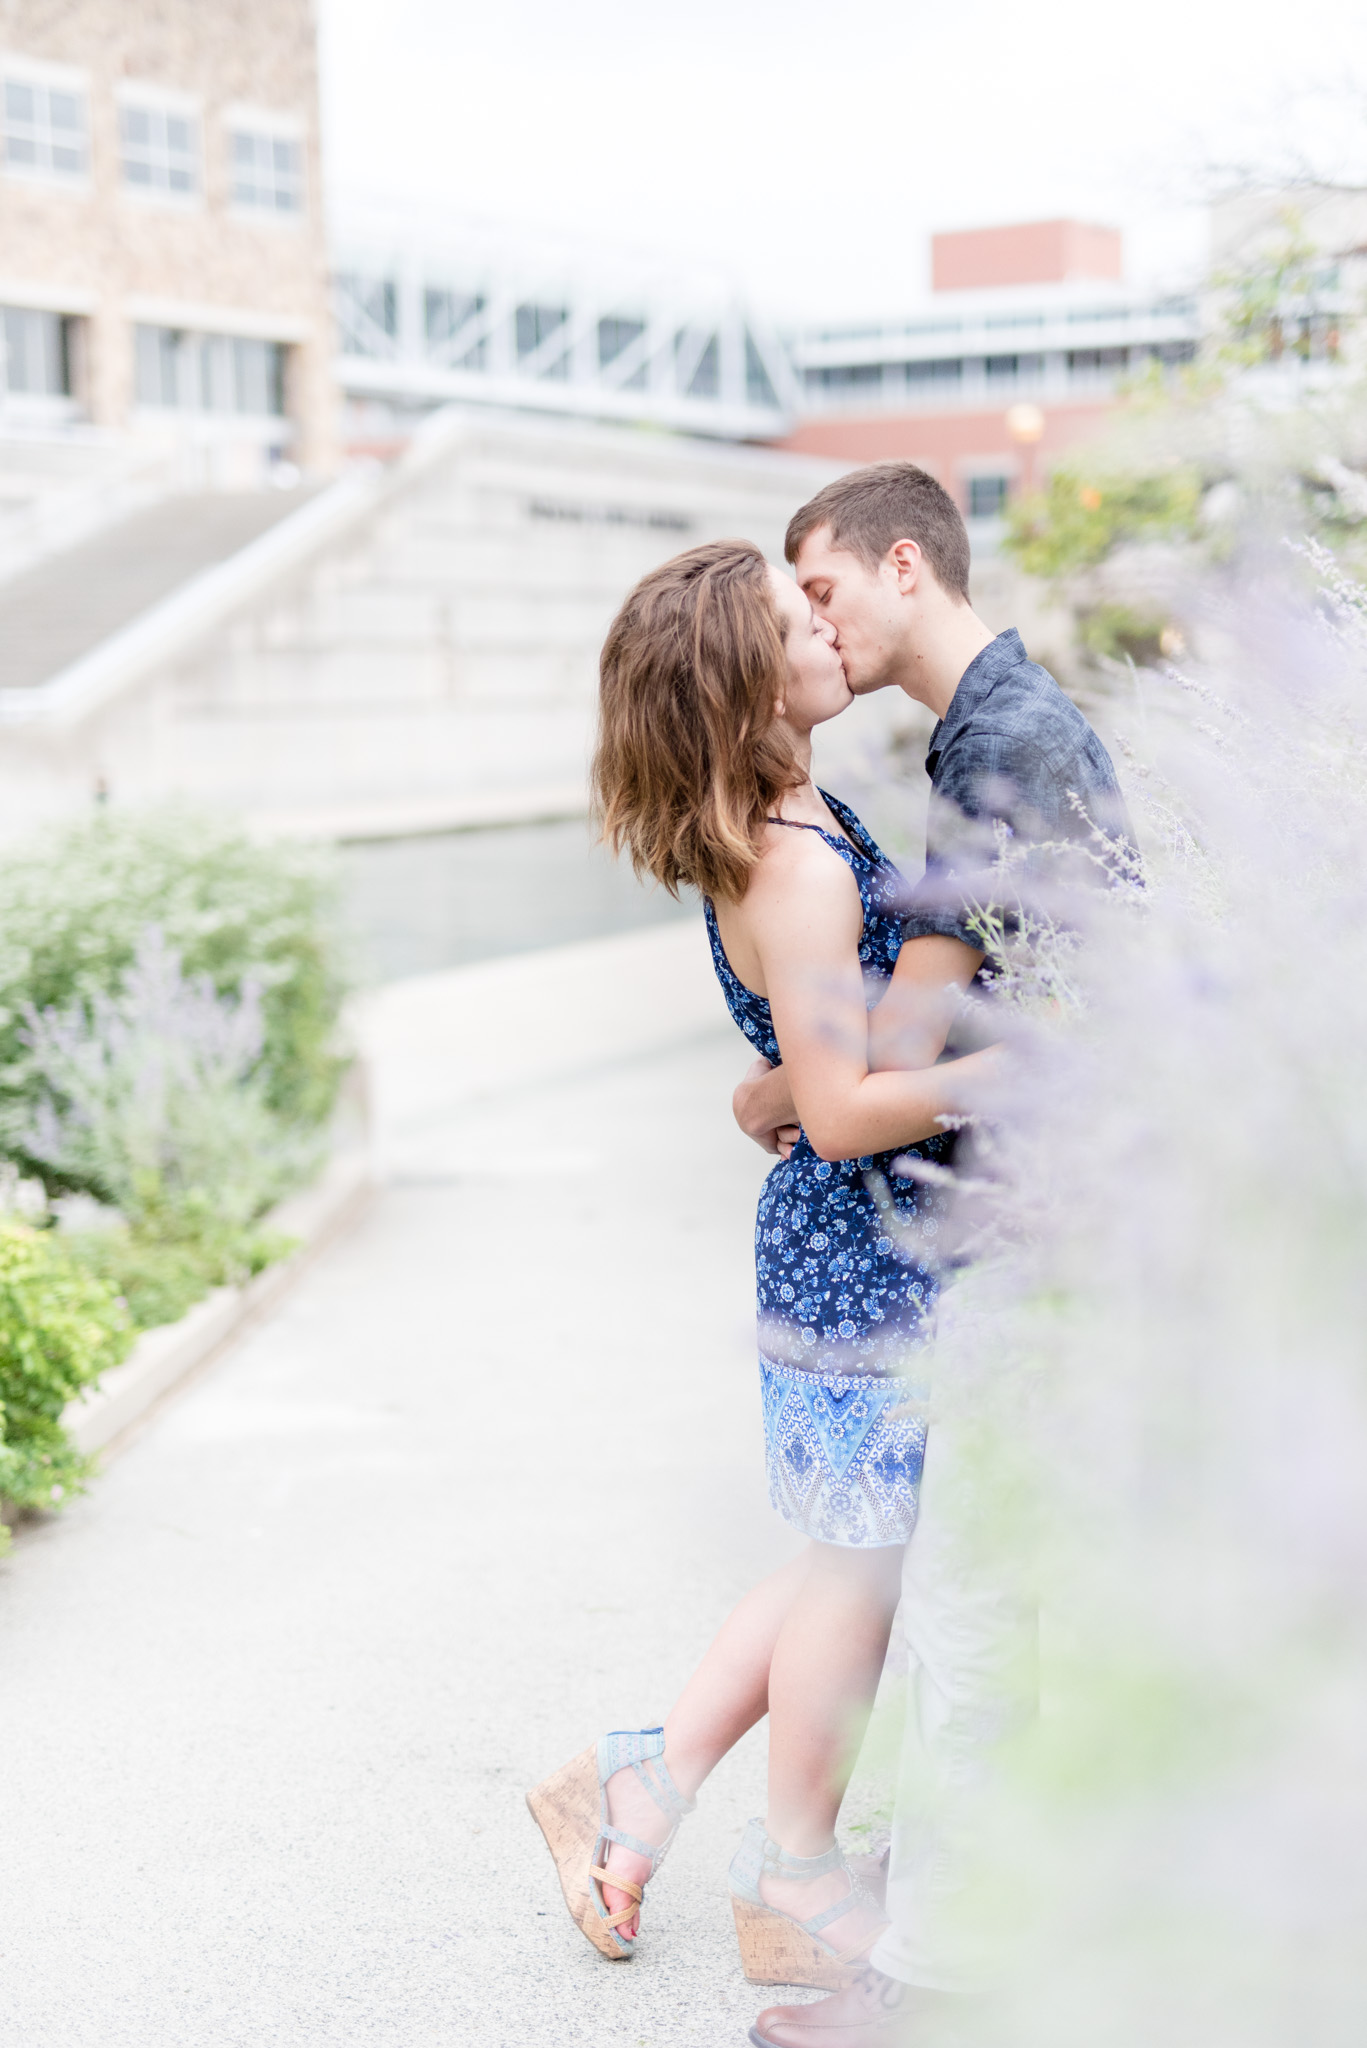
<box><xmin>593</xmin><ymin>539</ymin><xmax>797</xmax><ymax>902</ymax></box>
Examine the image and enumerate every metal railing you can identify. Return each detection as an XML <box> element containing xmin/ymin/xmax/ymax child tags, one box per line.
<box><xmin>332</xmin><ymin>245</ymin><xmax>798</xmax><ymax>440</ymax></box>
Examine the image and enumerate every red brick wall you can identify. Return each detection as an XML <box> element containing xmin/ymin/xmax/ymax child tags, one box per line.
<box><xmin>931</xmin><ymin>220</ymin><xmax>1122</xmax><ymax>291</ymax></box>
<box><xmin>777</xmin><ymin>401</ymin><xmax>1114</xmax><ymax>510</ymax></box>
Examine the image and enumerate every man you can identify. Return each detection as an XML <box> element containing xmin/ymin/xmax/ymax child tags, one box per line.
<box><xmin>736</xmin><ymin>463</ymin><xmax>1132</xmax><ymax>2048</ymax></box>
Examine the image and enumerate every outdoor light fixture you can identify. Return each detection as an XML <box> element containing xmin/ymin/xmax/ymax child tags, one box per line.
<box><xmin>1006</xmin><ymin>401</ymin><xmax>1046</xmax><ymax>497</ymax></box>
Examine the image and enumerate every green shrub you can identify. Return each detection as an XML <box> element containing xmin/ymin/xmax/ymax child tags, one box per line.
<box><xmin>65</xmin><ymin>1226</ymin><xmax>295</xmax><ymax>1332</ymax></box>
<box><xmin>1003</xmin><ymin>464</ymin><xmax>1204</xmax><ymax>583</ymax></box>
<box><xmin>0</xmin><ymin>809</ymin><xmax>348</xmax><ymax>1179</ymax></box>
<box><xmin>0</xmin><ymin>1221</ymin><xmax>132</xmax><ymax>1537</ymax></box>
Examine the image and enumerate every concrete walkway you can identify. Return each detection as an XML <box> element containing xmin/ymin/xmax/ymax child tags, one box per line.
<box><xmin>0</xmin><ymin>925</ymin><xmax>859</xmax><ymax>2048</ymax></box>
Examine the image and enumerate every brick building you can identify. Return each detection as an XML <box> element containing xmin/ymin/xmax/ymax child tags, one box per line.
<box><xmin>781</xmin><ymin>220</ymin><xmax>1199</xmax><ymax>526</ymax></box>
<box><xmin>0</xmin><ymin>0</ymin><xmax>334</xmax><ymax>475</ymax></box>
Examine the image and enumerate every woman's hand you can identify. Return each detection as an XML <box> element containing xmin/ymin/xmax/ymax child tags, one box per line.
<box><xmin>733</xmin><ymin>1057</ymin><xmax>802</xmax><ymax>1157</ymax></box>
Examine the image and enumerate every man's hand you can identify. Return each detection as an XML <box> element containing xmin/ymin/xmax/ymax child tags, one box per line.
<box><xmin>733</xmin><ymin>1057</ymin><xmax>801</xmax><ymax>1159</ymax></box>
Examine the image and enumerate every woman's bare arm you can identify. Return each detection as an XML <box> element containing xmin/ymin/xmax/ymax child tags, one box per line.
<box><xmin>731</xmin><ymin>913</ymin><xmax>990</xmax><ymax>1150</ymax></box>
<box><xmin>739</xmin><ymin>833</ymin><xmax>1001</xmax><ymax>1162</ymax></box>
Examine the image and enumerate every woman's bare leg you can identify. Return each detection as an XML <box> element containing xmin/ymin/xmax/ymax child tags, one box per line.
<box><xmin>599</xmin><ymin>1549</ymin><xmax>811</xmax><ymax>1933</ymax></box>
<box><xmin>766</xmin><ymin>1542</ymin><xmax>904</xmax><ymax>1849</ymax></box>
<box><xmin>758</xmin><ymin>1543</ymin><xmax>903</xmax><ymax>1951</ymax></box>
<box><xmin>600</xmin><ymin>1542</ymin><xmax>903</xmax><ymax>1948</ymax></box>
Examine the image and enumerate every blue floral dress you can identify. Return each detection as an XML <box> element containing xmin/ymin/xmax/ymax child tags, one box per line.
<box><xmin>705</xmin><ymin>792</ymin><xmax>955</xmax><ymax>1548</ymax></box>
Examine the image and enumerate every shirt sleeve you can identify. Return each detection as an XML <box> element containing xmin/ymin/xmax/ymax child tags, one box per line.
<box><xmin>901</xmin><ymin>727</ymin><xmax>1065</xmax><ymax>948</ymax></box>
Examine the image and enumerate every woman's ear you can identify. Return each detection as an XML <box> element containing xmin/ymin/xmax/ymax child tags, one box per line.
<box><xmin>774</xmin><ymin>699</ymin><xmax>786</xmax><ymax>718</ymax></box>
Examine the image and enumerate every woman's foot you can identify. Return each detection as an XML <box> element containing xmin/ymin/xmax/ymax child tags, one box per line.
<box><xmin>598</xmin><ymin>1762</ymin><xmax>680</xmax><ymax>1938</ymax></box>
<box><xmin>759</xmin><ymin>1851</ymin><xmax>887</xmax><ymax>1962</ymax></box>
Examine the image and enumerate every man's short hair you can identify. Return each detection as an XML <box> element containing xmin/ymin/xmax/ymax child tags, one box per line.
<box><xmin>784</xmin><ymin>461</ymin><xmax>972</xmax><ymax>601</ymax></box>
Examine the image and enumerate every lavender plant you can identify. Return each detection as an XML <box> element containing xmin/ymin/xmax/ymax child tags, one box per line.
<box><xmin>922</xmin><ymin>555</ymin><xmax>1367</xmax><ymax>2044</ymax></box>
<box><xmin>0</xmin><ymin>807</ymin><xmax>348</xmax><ymax>1172</ymax></box>
<box><xmin>20</xmin><ymin>927</ymin><xmax>317</xmax><ymax>1255</ymax></box>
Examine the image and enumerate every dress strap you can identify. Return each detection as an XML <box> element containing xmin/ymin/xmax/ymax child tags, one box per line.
<box><xmin>766</xmin><ymin>815</ymin><xmax>862</xmax><ymax>858</ymax></box>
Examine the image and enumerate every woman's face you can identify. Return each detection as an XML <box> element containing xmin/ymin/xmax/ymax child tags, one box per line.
<box><xmin>767</xmin><ymin>565</ymin><xmax>852</xmax><ymax>735</ymax></box>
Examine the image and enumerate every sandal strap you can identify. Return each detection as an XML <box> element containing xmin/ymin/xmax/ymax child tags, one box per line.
<box><xmin>597</xmin><ymin>1727</ymin><xmax>697</xmax><ymax>1823</ymax></box>
<box><xmin>767</xmin><ymin>1839</ymin><xmax>844</xmax><ymax>1881</ymax></box>
<box><xmin>631</xmin><ymin>1751</ymin><xmax>696</xmax><ymax>1823</ymax></box>
<box><xmin>591</xmin><ymin>1865</ymin><xmax>643</xmax><ymax>1905</ymax></box>
<box><xmin>729</xmin><ymin>1816</ymin><xmax>887</xmax><ymax>1952</ymax></box>
<box><xmin>598</xmin><ymin>1822</ymin><xmax>662</xmax><ymax>1860</ymax></box>
<box><xmin>602</xmin><ymin>1903</ymin><xmax>639</xmax><ymax>1930</ymax></box>
<box><xmin>801</xmin><ymin>1876</ymin><xmax>877</xmax><ymax>1938</ymax></box>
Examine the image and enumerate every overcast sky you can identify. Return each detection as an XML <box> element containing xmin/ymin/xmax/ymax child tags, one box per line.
<box><xmin>318</xmin><ymin>0</ymin><xmax>1367</xmax><ymax>324</ymax></box>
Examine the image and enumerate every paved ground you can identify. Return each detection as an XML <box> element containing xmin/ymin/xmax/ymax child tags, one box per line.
<box><xmin>0</xmin><ymin>1019</ymin><xmax>877</xmax><ymax>2048</ymax></box>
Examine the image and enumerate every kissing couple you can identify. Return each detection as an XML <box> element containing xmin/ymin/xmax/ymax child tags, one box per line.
<box><xmin>528</xmin><ymin>460</ymin><xmax>1132</xmax><ymax>2045</ymax></box>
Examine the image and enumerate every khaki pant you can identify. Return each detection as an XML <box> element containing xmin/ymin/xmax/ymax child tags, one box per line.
<box><xmin>869</xmin><ymin>1395</ymin><xmax>1038</xmax><ymax>1992</ymax></box>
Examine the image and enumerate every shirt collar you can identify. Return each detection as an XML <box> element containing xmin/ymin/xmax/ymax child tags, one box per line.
<box><xmin>924</xmin><ymin>628</ymin><xmax>1026</xmax><ymax>773</ymax></box>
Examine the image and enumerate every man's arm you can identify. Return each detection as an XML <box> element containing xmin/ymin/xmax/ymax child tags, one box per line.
<box><xmin>867</xmin><ymin>932</ymin><xmax>984</xmax><ymax>1071</ymax></box>
<box><xmin>734</xmin><ymin>932</ymin><xmax>983</xmax><ymax>1150</ymax></box>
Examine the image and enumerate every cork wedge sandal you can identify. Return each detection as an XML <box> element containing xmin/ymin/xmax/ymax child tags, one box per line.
<box><xmin>526</xmin><ymin>1726</ymin><xmax>695</xmax><ymax>1960</ymax></box>
<box><xmin>728</xmin><ymin>1818</ymin><xmax>889</xmax><ymax>1990</ymax></box>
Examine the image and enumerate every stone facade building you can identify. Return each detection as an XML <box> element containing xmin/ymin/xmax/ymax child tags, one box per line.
<box><xmin>0</xmin><ymin>0</ymin><xmax>335</xmax><ymax>473</ymax></box>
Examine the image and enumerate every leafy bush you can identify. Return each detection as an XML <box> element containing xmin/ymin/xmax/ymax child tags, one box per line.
<box><xmin>0</xmin><ymin>809</ymin><xmax>348</xmax><ymax>1176</ymax></box>
<box><xmin>19</xmin><ymin>926</ymin><xmax>317</xmax><ymax>1245</ymax></box>
<box><xmin>0</xmin><ymin>1221</ymin><xmax>132</xmax><ymax>1536</ymax></box>
<box><xmin>1003</xmin><ymin>463</ymin><xmax>1204</xmax><ymax>584</ymax></box>
<box><xmin>65</xmin><ymin>1226</ymin><xmax>294</xmax><ymax>1332</ymax></box>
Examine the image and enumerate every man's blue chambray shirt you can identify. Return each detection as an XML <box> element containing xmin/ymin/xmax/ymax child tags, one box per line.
<box><xmin>901</xmin><ymin>627</ymin><xmax>1134</xmax><ymax>950</ymax></box>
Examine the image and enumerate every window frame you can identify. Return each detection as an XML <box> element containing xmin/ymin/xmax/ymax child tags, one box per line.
<box><xmin>0</xmin><ymin>52</ymin><xmax>89</xmax><ymax>188</ymax></box>
<box><xmin>116</xmin><ymin>82</ymin><xmax>203</xmax><ymax>207</ymax></box>
<box><xmin>1</xmin><ymin>303</ymin><xmax>75</xmax><ymax>401</ymax></box>
<box><xmin>224</xmin><ymin>102</ymin><xmax>307</xmax><ymax>222</ymax></box>
<box><xmin>967</xmin><ymin>474</ymin><xmax>1010</xmax><ymax>521</ymax></box>
<box><xmin>132</xmin><ymin>323</ymin><xmax>288</xmax><ymax>421</ymax></box>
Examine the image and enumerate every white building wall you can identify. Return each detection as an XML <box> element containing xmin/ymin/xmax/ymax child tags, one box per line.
<box><xmin>0</xmin><ymin>410</ymin><xmax>872</xmax><ymax>836</ymax></box>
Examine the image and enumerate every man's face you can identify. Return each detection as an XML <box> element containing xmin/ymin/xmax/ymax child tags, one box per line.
<box><xmin>793</xmin><ymin>525</ymin><xmax>905</xmax><ymax>695</ymax></box>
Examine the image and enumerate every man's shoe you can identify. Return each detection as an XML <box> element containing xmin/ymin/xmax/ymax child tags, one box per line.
<box><xmin>748</xmin><ymin>1967</ymin><xmax>964</xmax><ymax>2048</ymax></box>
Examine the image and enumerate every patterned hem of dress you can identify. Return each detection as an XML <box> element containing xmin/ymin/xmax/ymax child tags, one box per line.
<box><xmin>759</xmin><ymin>1354</ymin><xmax>928</xmax><ymax>1549</ymax></box>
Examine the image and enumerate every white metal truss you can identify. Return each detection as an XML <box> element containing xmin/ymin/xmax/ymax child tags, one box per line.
<box><xmin>331</xmin><ymin>204</ymin><xmax>798</xmax><ymax>440</ymax></box>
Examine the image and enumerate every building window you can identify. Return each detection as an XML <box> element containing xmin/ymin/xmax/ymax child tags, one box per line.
<box><xmin>516</xmin><ymin>303</ymin><xmax>569</xmax><ymax>379</ymax></box>
<box><xmin>2</xmin><ymin>306</ymin><xmax>71</xmax><ymax>395</ymax></box>
<box><xmin>905</xmin><ymin>357</ymin><xmax>964</xmax><ymax>387</ymax></box>
<box><xmin>134</xmin><ymin>326</ymin><xmax>285</xmax><ymax>416</ymax></box>
<box><xmin>804</xmin><ymin>362</ymin><xmax>884</xmax><ymax>392</ymax></box>
<box><xmin>745</xmin><ymin>332</ymin><xmax>779</xmax><ymax>409</ymax></box>
<box><xmin>1068</xmin><ymin>347</ymin><xmax>1128</xmax><ymax>373</ymax></box>
<box><xmin>598</xmin><ymin>317</ymin><xmax>645</xmax><ymax>368</ymax></box>
<box><xmin>685</xmin><ymin>334</ymin><xmax>720</xmax><ymax>398</ymax></box>
<box><xmin>334</xmin><ymin>275</ymin><xmax>397</xmax><ymax>358</ymax></box>
<box><xmin>968</xmin><ymin>475</ymin><xmax>1009</xmax><ymax>519</ymax></box>
<box><xmin>230</xmin><ymin>127</ymin><xmax>303</xmax><ymax>214</ymax></box>
<box><xmin>120</xmin><ymin>99</ymin><xmax>200</xmax><ymax>197</ymax></box>
<box><xmin>425</xmin><ymin>288</ymin><xmax>485</xmax><ymax>367</ymax></box>
<box><xmin>984</xmin><ymin>354</ymin><xmax>1019</xmax><ymax>382</ymax></box>
<box><xmin>516</xmin><ymin>304</ymin><xmax>568</xmax><ymax>357</ymax></box>
<box><xmin>2</xmin><ymin>74</ymin><xmax>87</xmax><ymax>180</ymax></box>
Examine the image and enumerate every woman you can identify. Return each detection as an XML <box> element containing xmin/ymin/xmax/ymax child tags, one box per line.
<box><xmin>527</xmin><ymin>540</ymin><xmax>999</xmax><ymax>1989</ymax></box>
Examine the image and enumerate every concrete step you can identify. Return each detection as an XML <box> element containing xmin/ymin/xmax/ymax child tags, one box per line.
<box><xmin>0</xmin><ymin>489</ymin><xmax>316</xmax><ymax>692</ymax></box>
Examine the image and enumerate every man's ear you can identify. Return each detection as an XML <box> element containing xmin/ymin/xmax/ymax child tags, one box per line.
<box><xmin>888</xmin><ymin>539</ymin><xmax>923</xmax><ymax>594</ymax></box>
